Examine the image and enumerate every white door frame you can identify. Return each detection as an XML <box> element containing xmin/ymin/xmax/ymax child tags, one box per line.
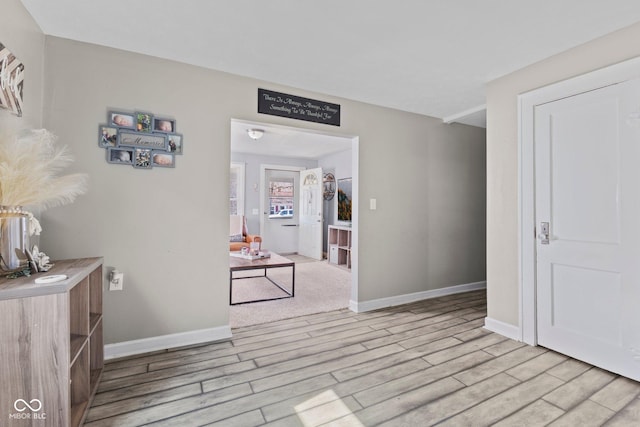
<box><xmin>518</xmin><ymin>56</ymin><xmax>640</xmax><ymax>345</ymax></box>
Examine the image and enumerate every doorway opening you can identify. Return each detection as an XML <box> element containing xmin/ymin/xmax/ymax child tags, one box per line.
<box><xmin>228</xmin><ymin>118</ymin><xmax>358</xmax><ymax>327</ymax></box>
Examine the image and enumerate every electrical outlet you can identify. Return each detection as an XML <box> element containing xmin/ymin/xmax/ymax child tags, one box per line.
<box><xmin>109</xmin><ymin>271</ymin><xmax>124</xmax><ymax>291</ymax></box>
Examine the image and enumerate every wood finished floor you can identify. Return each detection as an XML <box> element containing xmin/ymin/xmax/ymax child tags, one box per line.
<box><xmin>86</xmin><ymin>290</ymin><xmax>640</xmax><ymax>426</ymax></box>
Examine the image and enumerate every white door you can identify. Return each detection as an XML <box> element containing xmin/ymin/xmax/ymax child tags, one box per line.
<box><xmin>262</xmin><ymin>168</ymin><xmax>299</xmax><ymax>254</ymax></box>
<box><xmin>299</xmin><ymin>168</ymin><xmax>323</xmax><ymax>260</ymax></box>
<box><xmin>535</xmin><ymin>78</ymin><xmax>640</xmax><ymax>381</ymax></box>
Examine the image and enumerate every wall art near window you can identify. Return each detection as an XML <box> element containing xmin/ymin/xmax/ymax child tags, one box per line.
<box><xmin>323</xmin><ymin>172</ymin><xmax>336</xmax><ymax>200</ymax></box>
<box><xmin>0</xmin><ymin>42</ymin><xmax>25</xmax><ymax>117</ymax></box>
<box><xmin>337</xmin><ymin>177</ymin><xmax>352</xmax><ymax>223</ymax></box>
<box><xmin>100</xmin><ymin>110</ymin><xmax>183</xmax><ymax>169</ymax></box>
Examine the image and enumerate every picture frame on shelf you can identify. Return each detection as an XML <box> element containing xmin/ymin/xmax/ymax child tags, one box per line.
<box><xmin>133</xmin><ymin>148</ymin><xmax>153</xmax><ymax>169</ymax></box>
<box><xmin>99</xmin><ymin>125</ymin><xmax>118</xmax><ymax>147</ymax></box>
<box><xmin>152</xmin><ymin>117</ymin><xmax>176</xmax><ymax>133</ymax></box>
<box><xmin>151</xmin><ymin>151</ymin><xmax>175</xmax><ymax>168</ymax></box>
<box><xmin>108</xmin><ymin>111</ymin><xmax>136</xmax><ymax>129</ymax></box>
<box><xmin>107</xmin><ymin>147</ymin><xmax>134</xmax><ymax>165</ymax></box>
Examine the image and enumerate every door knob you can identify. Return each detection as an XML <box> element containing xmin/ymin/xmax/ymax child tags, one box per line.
<box><xmin>538</xmin><ymin>222</ymin><xmax>550</xmax><ymax>245</ymax></box>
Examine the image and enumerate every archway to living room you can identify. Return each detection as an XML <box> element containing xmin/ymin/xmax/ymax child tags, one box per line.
<box><xmin>228</xmin><ymin>118</ymin><xmax>359</xmax><ymax>328</ymax></box>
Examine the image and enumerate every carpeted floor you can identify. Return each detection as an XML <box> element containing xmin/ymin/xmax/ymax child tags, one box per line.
<box><xmin>229</xmin><ymin>255</ymin><xmax>351</xmax><ymax>328</ymax></box>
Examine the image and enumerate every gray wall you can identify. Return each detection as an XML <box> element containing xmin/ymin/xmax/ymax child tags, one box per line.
<box><xmin>40</xmin><ymin>36</ymin><xmax>486</xmax><ymax>345</ymax></box>
<box><xmin>486</xmin><ymin>22</ymin><xmax>640</xmax><ymax>327</ymax></box>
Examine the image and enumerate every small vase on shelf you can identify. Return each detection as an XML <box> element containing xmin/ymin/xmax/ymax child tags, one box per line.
<box><xmin>0</xmin><ymin>206</ymin><xmax>29</xmax><ymax>271</ymax></box>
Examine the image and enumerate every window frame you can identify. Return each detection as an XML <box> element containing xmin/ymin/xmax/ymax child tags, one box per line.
<box><xmin>230</xmin><ymin>162</ymin><xmax>245</xmax><ymax>216</ymax></box>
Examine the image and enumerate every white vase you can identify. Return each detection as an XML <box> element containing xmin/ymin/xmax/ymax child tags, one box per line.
<box><xmin>0</xmin><ymin>206</ymin><xmax>29</xmax><ymax>271</ymax></box>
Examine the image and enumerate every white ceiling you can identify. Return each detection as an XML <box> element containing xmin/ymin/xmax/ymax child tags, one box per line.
<box><xmin>230</xmin><ymin>120</ymin><xmax>352</xmax><ymax>159</ymax></box>
<box><xmin>20</xmin><ymin>0</ymin><xmax>640</xmax><ymax>129</ymax></box>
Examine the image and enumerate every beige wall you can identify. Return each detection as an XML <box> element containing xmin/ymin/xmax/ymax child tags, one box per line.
<box><xmin>41</xmin><ymin>36</ymin><xmax>486</xmax><ymax>345</ymax></box>
<box><xmin>486</xmin><ymin>22</ymin><xmax>640</xmax><ymax>327</ymax></box>
<box><xmin>0</xmin><ymin>0</ymin><xmax>44</xmax><ymax>129</ymax></box>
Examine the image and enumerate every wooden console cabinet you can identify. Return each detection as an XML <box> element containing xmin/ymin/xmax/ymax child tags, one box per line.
<box><xmin>0</xmin><ymin>257</ymin><xmax>104</xmax><ymax>427</ymax></box>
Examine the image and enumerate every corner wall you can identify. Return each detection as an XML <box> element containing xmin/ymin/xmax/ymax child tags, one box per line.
<box><xmin>486</xmin><ymin>22</ymin><xmax>640</xmax><ymax>328</ymax></box>
<box><xmin>41</xmin><ymin>36</ymin><xmax>486</xmax><ymax>348</ymax></box>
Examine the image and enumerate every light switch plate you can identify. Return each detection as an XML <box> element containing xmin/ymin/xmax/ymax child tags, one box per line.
<box><xmin>370</xmin><ymin>198</ymin><xmax>377</xmax><ymax>210</ymax></box>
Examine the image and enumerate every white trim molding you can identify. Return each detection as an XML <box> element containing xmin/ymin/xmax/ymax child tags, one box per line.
<box><xmin>484</xmin><ymin>317</ymin><xmax>521</xmax><ymax>341</ymax></box>
<box><xmin>104</xmin><ymin>326</ymin><xmax>232</xmax><ymax>360</ymax></box>
<box><xmin>349</xmin><ymin>281</ymin><xmax>486</xmax><ymax>313</ymax></box>
<box><xmin>442</xmin><ymin>104</ymin><xmax>486</xmax><ymax>124</ymax></box>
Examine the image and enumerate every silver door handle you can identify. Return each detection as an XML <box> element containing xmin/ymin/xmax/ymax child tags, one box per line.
<box><xmin>538</xmin><ymin>222</ymin><xmax>550</xmax><ymax>245</ymax></box>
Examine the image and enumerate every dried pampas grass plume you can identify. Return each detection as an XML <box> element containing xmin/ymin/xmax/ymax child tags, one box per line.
<box><xmin>0</xmin><ymin>127</ymin><xmax>88</xmax><ymax>209</ymax></box>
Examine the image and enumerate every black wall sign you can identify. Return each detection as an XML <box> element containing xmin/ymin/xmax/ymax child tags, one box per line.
<box><xmin>258</xmin><ymin>88</ymin><xmax>340</xmax><ymax>126</ymax></box>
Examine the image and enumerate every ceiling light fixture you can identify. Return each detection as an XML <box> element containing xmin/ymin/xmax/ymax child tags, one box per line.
<box><xmin>247</xmin><ymin>129</ymin><xmax>264</xmax><ymax>140</ymax></box>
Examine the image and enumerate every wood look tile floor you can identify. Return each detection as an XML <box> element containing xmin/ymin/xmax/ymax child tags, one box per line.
<box><xmin>86</xmin><ymin>290</ymin><xmax>640</xmax><ymax>426</ymax></box>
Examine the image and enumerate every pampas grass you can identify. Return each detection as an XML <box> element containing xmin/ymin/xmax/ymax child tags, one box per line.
<box><xmin>0</xmin><ymin>128</ymin><xmax>88</xmax><ymax>209</ymax></box>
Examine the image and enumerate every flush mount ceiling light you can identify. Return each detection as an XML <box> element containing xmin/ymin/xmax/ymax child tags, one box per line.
<box><xmin>246</xmin><ymin>129</ymin><xmax>264</xmax><ymax>140</ymax></box>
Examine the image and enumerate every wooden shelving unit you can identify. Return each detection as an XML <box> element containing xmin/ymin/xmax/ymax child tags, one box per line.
<box><xmin>328</xmin><ymin>225</ymin><xmax>352</xmax><ymax>269</ymax></box>
<box><xmin>0</xmin><ymin>257</ymin><xmax>104</xmax><ymax>427</ymax></box>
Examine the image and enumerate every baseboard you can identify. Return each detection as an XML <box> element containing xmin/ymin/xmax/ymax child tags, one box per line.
<box><xmin>349</xmin><ymin>281</ymin><xmax>486</xmax><ymax>313</ymax></box>
<box><xmin>483</xmin><ymin>317</ymin><xmax>521</xmax><ymax>341</ymax></box>
<box><xmin>104</xmin><ymin>325</ymin><xmax>232</xmax><ymax>360</ymax></box>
